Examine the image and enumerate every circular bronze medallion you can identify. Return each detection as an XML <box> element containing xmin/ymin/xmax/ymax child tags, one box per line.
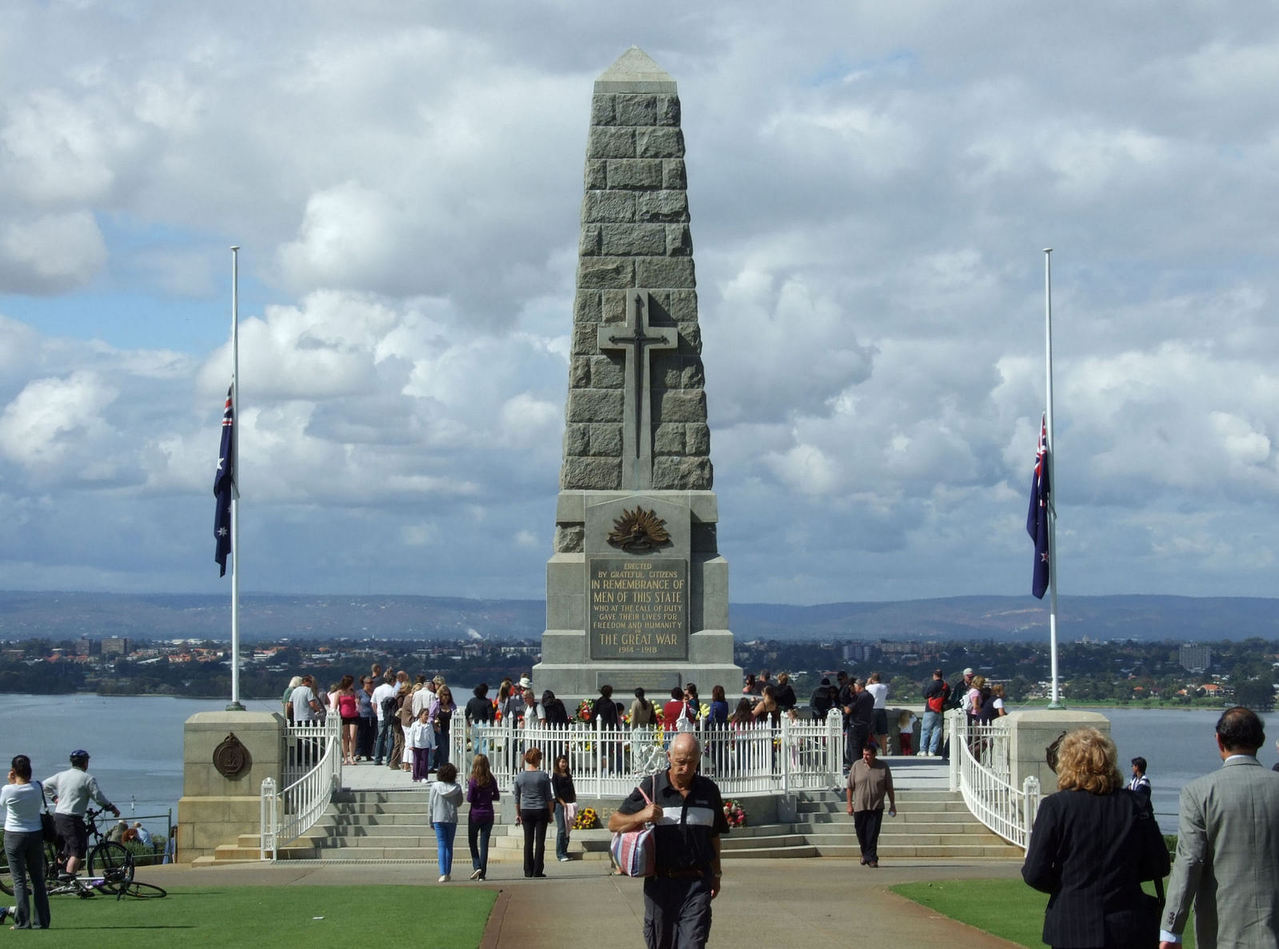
<box><xmin>213</xmin><ymin>732</ymin><xmax>251</xmax><ymax>778</ymax></box>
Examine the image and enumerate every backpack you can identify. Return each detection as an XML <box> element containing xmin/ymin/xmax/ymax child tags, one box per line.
<box><xmin>926</xmin><ymin>682</ymin><xmax>950</xmax><ymax>714</ymax></box>
<box><xmin>380</xmin><ymin>694</ymin><xmax>398</xmax><ymax>720</ymax></box>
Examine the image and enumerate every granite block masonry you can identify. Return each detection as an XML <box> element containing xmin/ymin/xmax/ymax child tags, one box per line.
<box><xmin>534</xmin><ymin>48</ymin><xmax>742</xmax><ymax>703</ymax></box>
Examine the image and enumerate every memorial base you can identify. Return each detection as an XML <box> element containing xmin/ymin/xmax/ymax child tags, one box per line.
<box><xmin>176</xmin><ymin>710</ymin><xmax>284</xmax><ymax>862</ymax></box>
<box><xmin>535</xmin><ymin>630</ymin><xmax>742</xmax><ymax>705</ymax></box>
<box><xmin>536</xmin><ymin>489</ymin><xmax>742</xmax><ymax>705</ymax></box>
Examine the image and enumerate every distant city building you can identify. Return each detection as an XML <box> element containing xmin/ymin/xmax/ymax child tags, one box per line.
<box><xmin>101</xmin><ymin>637</ymin><xmax>130</xmax><ymax>657</ymax></box>
<box><xmin>841</xmin><ymin>642</ymin><xmax>874</xmax><ymax>663</ymax></box>
<box><xmin>877</xmin><ymin>641</ymin><xmax>921</xmax><ymax>656</ymax></box>
<box><xmin>1180</xmin><ymin>643</ymin><xmax>1211</xmax><ymax>673</ymax></box>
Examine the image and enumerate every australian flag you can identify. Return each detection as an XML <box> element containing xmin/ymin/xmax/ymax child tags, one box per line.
<box><xmin>1026</xmin><ymin>414</ymin><xmax>1050</xmax><ymax>598</ymax></box>
<box><xmin>214</xmin><ymin>385</ymin><xmax>235</xmax><ymax>576</ymax></box>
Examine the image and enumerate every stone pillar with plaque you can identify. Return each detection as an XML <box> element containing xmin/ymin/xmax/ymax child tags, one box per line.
<box><xmin>533</xmin><ymin>48</ymin><xmax>742</xmax><ymax>703</ymax></box>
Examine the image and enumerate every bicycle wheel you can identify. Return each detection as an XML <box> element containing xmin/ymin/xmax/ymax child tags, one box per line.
<box><xmin>0</xmin><ymin>840</ymin><xmax>59</xmax><ymax>896</ymax></box>
<box><xmin>88</xmin><ymin>840</ymin><xmax>134</xmax><ymax>893</ymax></box>
<box><xmin>120</xmin><ymin>880</ymin><xmax>167</xmax><ymax>899</ymax></box>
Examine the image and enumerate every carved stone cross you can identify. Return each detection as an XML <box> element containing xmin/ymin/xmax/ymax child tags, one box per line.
<box><xmin>598</xmin><ymin>290</ymin><xmax>677</xmax><ymax>489</ymax></box>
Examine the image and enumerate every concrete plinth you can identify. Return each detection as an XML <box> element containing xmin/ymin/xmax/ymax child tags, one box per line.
<box><xmin>1007</xmin><ymin>708</ymin><xmax>1111</xmax><ymax>794</ymax></box>
<box><xmin>177</xmin><ymin>710</ymin><xmax>284</xmax><ymax>862</ymax></box>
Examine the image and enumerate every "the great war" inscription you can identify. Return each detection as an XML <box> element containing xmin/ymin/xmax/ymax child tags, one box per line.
<box><xmin>588</xmin><ymin>558</ymin><xmax>688</xmax><ymax>660</ymax></box>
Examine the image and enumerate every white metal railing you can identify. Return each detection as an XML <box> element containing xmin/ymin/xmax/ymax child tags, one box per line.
<box><xmin>452</xmin><ymin>710</ymin><xmax>844</xmax><ymax>799</ymax></box>
<box><xmin>949</xmin><ymin>712</ymin><xmax>1041</xmax><ymax>850</ymax></box>
<box><xmin>261</xmin><ymin>717</ymin><xmax>342</xmax><ymax>860</ymax></box>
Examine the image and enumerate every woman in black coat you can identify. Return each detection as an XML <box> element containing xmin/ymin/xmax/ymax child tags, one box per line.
<box><xmin>1021</xmin><ymin>727</ymin><xmax>1169</xmax><ymax>949</ymax></box>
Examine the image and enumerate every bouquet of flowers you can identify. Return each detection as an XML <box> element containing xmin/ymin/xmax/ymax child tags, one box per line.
<box><xmin>722</xmin><ymin>799</ymin><xmax>746</xmax><ymax>828</ymax></box>
<box><xmin>577</xmin><ymin>699</ymin><xmax>594</xmax><ymax>723</ymax></box>
<box><xmin>572</xmin><ymin>806</ymin><xmax>600</xmax><ymax>830</ymax></box>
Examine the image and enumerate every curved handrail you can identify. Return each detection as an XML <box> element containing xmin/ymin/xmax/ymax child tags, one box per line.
<box><xmin>261</xmin><ymin>717</ymin><xmax>341</xmax><ymax>860</ymax></box>
<box><xmin>950</xmin><ymin>712</ymin><xmax>1040</xmax><ymax>850</ymax></box>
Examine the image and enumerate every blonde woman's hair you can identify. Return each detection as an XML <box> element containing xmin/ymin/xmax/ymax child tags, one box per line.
<box><xmin>970</xmin><ymin>674</ymin><xmax>986</xmax><ymax>690</ymax></box>
<box><xmin>1055</xmin><ymin>727</ymin><xmax>1123</xmax><ymax>794</ymax></box>
<box><xmin>471</xmin><ymin>754</ymin><xmax>493</xmax><ymax>787</ymax></box>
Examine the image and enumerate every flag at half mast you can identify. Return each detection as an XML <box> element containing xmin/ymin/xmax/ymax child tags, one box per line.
<box><xmin>1026</xmin><ymin>413</ymin><xmax>1050</xmax><ymax>598</ymax></box>
<box><xmin>214</xmin><ymin>384</ymin><xmax>235</xmax><ymax>576</ymax></box>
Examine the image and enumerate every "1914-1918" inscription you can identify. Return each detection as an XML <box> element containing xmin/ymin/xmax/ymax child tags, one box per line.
<box><xmin>588</xmin><ymin>558</ymin><xmax>688</xmax><ymax>660</ymax></box>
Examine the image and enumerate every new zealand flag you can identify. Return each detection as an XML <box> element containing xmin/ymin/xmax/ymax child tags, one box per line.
<box><xmin>1026</xmin><ymin>414</ymin><xmax>1050</xmax><ymax>598</ymax></box>
<box><xmin>214</xmin><ymin>385</ymin><xmax>235</xmax><ymax>576</ymax></box>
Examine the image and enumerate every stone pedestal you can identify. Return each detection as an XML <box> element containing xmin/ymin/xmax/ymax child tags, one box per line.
<box><xmin>176</xmin><ymin>711</ymin><xmax>284</xmax><ymax>861</ymax></box>
<box><xmin>536</xmin><ymin>489</ymin><xmax>741</xmax><ymax>702</ymax></box>
<box><xmin>1007</xmin><ymin>708</ymin><xmax>1112</xmax><ymax>794</ymax></box>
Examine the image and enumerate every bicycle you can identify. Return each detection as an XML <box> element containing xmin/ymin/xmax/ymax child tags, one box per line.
<box><xmin>1</xmin><ymin>807</ymin><xmax>136</xmax><ymax>898</ymax></box>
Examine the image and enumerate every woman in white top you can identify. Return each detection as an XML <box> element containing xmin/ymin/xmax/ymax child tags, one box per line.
<box><xmin>1</xmin><ymin>754</ymin><xmax>51</xmax><ymax>929</ymax></box>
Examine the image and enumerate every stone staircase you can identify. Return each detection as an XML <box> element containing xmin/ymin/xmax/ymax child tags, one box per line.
<box><xmin>198</xmin><ymin>786</ymin><xmax>1022</xmax><ymax>864</ymax></box>
<box><xmin>790</xmin><ymin>788</ymin><xmax>1021</xmax><ymax>859</ymax></box>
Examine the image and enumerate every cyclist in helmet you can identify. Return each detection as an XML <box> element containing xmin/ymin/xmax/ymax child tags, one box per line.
<box><xmin>42</xmin><ymin>750</ymin><xmax>119</xmax><ymax>878</ymax></box>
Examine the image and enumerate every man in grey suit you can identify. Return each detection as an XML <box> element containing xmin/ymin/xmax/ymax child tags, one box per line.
<box><xmin>1160</xmin><ymin>706</ymin><xmax>1279</xmax><ymax>949</ymax></box>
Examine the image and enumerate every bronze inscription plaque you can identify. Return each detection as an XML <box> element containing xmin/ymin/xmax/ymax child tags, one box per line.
<box><xmin>588</xmin><ymin>558</ymin><xmax>688</xmax><ymax>660</ymax></box>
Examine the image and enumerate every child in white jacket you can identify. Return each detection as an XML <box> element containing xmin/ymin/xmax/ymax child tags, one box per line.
<box><xmin>429</xmin><ymin>762</ymin><xmax>464</xmax><ymax>882</ymax></box>
<box><xmin>408</xmin><ymin>709</ymin><xmax>436</xmax><ymax>782</ymax></box>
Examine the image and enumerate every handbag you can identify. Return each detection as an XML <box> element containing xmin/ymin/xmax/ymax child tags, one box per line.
<box><xmin>610</xmin><ymin>778</ymin><xmax>657</xmax><ymax>877</ymax></box>
<box><xmin>564</xmin><ymin>802</ymin><xmax>578</xmax><ymax>824</ymax></box>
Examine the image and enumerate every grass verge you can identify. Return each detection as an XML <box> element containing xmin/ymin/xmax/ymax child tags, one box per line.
<box><xmin>891</xmin><ymin>878</ymin><xmax>1191</xmax><ymax>949</ymax></box>
<box><xmin>14</xmin><ymin>884</ymin><xmax>497</xmax><ymax>948</ymax></box>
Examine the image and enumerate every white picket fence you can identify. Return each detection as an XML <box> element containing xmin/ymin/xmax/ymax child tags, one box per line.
<box><xmin>949</xmin><ymin>712</ymin><xmax>1041</xmax><ymax>850</ymax></box>
<box><xmin>452</xmin><ymin>711</ymin><xmax>845</xmax><ymax>798</ymax></box>
<box><xmin>260</xmin><ymin>718</ymin><xmax>341</xmax><ymax>860</ymax></box>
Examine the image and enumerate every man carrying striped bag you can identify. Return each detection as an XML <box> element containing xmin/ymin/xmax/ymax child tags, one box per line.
<box><xmin>609</xmin><ymin>733</ymin><xmax>730</xmax><ymax>949</ymax></box>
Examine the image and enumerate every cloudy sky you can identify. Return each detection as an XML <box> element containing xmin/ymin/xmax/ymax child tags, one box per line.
<box><xmin>2</xmin><ymin>1</ymin><xmax>1278</xmax><ymax>608</ymax></box>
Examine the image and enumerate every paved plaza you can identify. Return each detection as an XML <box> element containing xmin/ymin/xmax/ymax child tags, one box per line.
<box><xmin>141</xmin><ymin>854</ymin><xmax>1025</xmax><ymax>948</ymax></box>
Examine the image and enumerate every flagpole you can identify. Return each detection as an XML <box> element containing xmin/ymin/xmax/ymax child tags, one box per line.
<box><xmin>1044</xmin><ymin>248</ymin><xmax>1061</xmax><ymax>708</ymax></box>
<box><xmin>227</xmin><ymin>245</ymin><xmax>244</xmax><ymax>712</ymax></box>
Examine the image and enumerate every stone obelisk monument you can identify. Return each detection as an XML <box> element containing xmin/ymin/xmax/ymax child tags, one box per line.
<box><xmin>533</xmin><ymin>48</ymin><xmax>742</xmax><ymax>702</ymax></box>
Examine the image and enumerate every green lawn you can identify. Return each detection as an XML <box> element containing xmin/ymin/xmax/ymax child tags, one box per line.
<box><xmin>12</xmin><ymin>885</ymin><xmax>497</xmax><ymax>948</ymax></box>
<box><xmin>892</xmin><ymin>879</ymin><xmax>1191</xmax><ymax>949</ymax></box>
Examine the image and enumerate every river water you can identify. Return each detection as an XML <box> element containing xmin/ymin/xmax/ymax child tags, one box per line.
<box><xmin>2</xmin><ymin>695</ymin><xmax>1273</xmax><ymax>834</ymax></box>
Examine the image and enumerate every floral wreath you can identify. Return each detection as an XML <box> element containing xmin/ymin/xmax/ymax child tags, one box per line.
<box><xmin>722</xmin><ymin>799</ymin><xmax>746</xmax><ymax>828</ymax></box>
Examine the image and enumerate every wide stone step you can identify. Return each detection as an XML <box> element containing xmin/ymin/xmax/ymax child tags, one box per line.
<box><xmin>797</xmin><ymin>801</ymin><xmax>973</xmax><ymax>816</ymax></box>
<box><xmin>793</xmin><ymin>818</ymin><xmax>1005</xmax><ymax>836</ymax></box>
<box><xmin>813</xmin><ymin>843</ymin><xmax>1022</xmax><ymax>859</ymax></box>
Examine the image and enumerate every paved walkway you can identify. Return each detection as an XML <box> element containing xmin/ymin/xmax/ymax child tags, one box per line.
<box><xmin>140</xmin><ymin>853</ymin><xmax>1025</xmax><ymax>947</ymax></box>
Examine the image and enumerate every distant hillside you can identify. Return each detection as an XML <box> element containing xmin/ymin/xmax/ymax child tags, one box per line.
<box><xmin>1</xmin><ymin>591</ymin><xmax>1276</xmax><ymax>644</ymax></box>
<box><xmin>730</xmin><ymin>595</ymin><xmax>1279</xmax><ymax>642</ymax></box>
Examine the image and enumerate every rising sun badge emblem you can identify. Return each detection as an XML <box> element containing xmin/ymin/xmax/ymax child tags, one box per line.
<box><xmin>607</xmin><ymin>507</ymin><xmax>672</xmax><ymax>553</ymax></box>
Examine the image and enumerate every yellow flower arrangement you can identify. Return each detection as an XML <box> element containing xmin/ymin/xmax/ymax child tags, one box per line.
<box><xmin>572</xmin><ymin>806</ymin><xmax>600</xmax><ymax>830</ymax></box>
